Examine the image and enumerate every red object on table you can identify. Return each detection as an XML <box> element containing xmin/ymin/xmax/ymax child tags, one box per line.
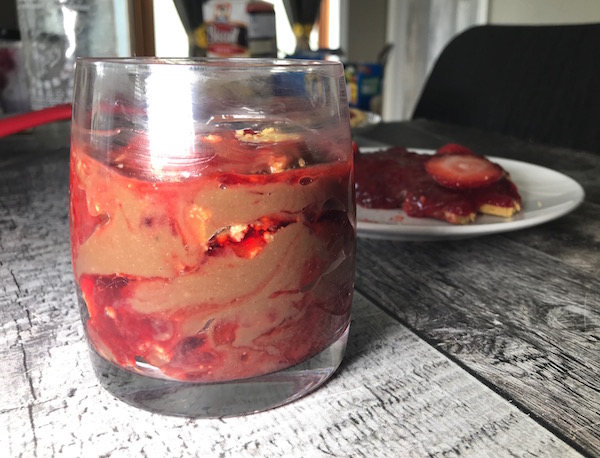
<box><xmin>0</xmin><ymin>103</ymin><xmax>72</xmax><ymax>138</ymax></box>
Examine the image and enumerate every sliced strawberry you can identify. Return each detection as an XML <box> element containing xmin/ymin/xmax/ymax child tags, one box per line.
<box><xmin>436</xmin><ymin>143</ymin><xmax>474</xmax><ymax>156</ymax></box>
<box><xmin>425</xmin><ymin>154</ymin><xmax>504</xmax><ymax>189</ymax></box>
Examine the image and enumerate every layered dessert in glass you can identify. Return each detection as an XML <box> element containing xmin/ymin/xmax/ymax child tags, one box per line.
<box><xmin>69</xmin><ymin>58</ymin><xmax>354</xmax><ymax>416</ymax></box>
<box><xmin>70</xmin><ymin>126</ymin><xmax>355</xmax><ymax>383</ymax></box>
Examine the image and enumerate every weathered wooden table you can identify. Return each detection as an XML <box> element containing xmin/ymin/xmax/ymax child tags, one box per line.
<box><xmin>1</xmin><ymin>121</ymin><xmax>598</xmax><ymax>457</ymax></box>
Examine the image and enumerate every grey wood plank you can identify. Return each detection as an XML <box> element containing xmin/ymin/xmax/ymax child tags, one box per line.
<box><xmin>355</xmin><ymin>236</ymin><xmax>600</xmax><ymax>456</ymax></box>
<box><xmin>504</xmin><ymin>202</ymin><xmax>600</xmax><ymax>276</ymax></box>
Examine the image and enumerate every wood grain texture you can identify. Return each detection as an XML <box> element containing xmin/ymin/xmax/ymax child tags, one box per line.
<box><xmin>0</xmin><ymin>126</ymin><xmax>586</xmax><ymax>457</ymax></box>
<box><xmin>355</xmin><ymin>236</ymin><xmax>600</xmax><ymax>456</ymax></box>
<box><xmin>504</xmin><ymin>203</ymin><xmax>600</xmax><ymax>276</ymax></box>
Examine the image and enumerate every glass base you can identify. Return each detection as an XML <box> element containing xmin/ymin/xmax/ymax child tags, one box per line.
<box><xmin>89</xmin><ymin>324</ymin><xmax>349</xmax><ymax>418</ymax></box>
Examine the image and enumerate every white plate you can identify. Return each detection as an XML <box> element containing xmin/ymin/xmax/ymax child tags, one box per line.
<box><xmin>356</xmin><ymin>148</ymin><xmax>585</xmax><ymax>241</ymax></box>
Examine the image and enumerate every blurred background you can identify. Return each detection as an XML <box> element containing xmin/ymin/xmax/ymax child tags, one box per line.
<box><xmin>1</xmin><ymin>0</ymin><xmax>599</xmax><ymax>121</ymax></box>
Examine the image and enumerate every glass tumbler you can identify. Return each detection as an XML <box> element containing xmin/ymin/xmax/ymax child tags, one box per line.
<box><xmin>69</xmin><ymin>58</ymin><xmax>355</xmax><ymax>417</ymax></box>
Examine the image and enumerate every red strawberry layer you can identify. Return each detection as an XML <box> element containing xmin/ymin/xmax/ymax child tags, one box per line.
<box><xmin>354</xmin><ymin>145</ymin><xmax>522</xmax><ymax>224</ymax></box>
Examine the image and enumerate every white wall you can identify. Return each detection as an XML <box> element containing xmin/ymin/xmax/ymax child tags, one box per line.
<box><xmin>346</xmin><ymin>0</ymin><xmax>387</xmax><ymax>62</ymax></box>
<box><xmin>382</xmin><ymin>0</ymin><xmax>488</xmax><ymax>121</ymax></box>
<box><xmin>488</xmin><ymin>0</ymin><xmax>600</xmax><ymax>24</ymax></box>
<box><xmin>153</xmin><ymin>0</ymin><xmax>188</xmax><ymax>57</ymax></box>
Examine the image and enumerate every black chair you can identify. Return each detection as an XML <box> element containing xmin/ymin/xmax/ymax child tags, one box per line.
<box><xmin>412</xmin><ymin>23</ymin><xmax>600</xmax><ymax>152</ymax></box>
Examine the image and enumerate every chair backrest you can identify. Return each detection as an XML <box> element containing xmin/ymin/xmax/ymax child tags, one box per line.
<box><xmin>412</xmin><ymin>23</ymin><xmax>600</xmax><ymax>152</ymax></box>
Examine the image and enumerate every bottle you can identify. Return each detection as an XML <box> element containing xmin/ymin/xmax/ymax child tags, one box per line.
<box><xmin>247</xmin><ymin>1</ymin><xmax>277</xmax><ymax>58</ymax></box>
<box><xmin>16</xmin><ymin>0</ymin><xmax>131</xmax><ymax>110</ymax></box>
<box><xmin>200</xmin><ymin>0</ymin><xmax>276</xmax><ymax>58</ymax></box>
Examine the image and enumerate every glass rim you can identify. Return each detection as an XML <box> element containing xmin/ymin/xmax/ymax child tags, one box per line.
<box><xmin>75</xmin><ymin>57</ymin><xmax>342</xmax><ymax>70</ymax></box>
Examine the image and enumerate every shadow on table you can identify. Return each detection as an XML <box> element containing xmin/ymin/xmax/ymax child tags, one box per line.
<box><xmin>333</xmin><ymin>291</ymin><xmax>401</xmax><ymax>376</ymax></box>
